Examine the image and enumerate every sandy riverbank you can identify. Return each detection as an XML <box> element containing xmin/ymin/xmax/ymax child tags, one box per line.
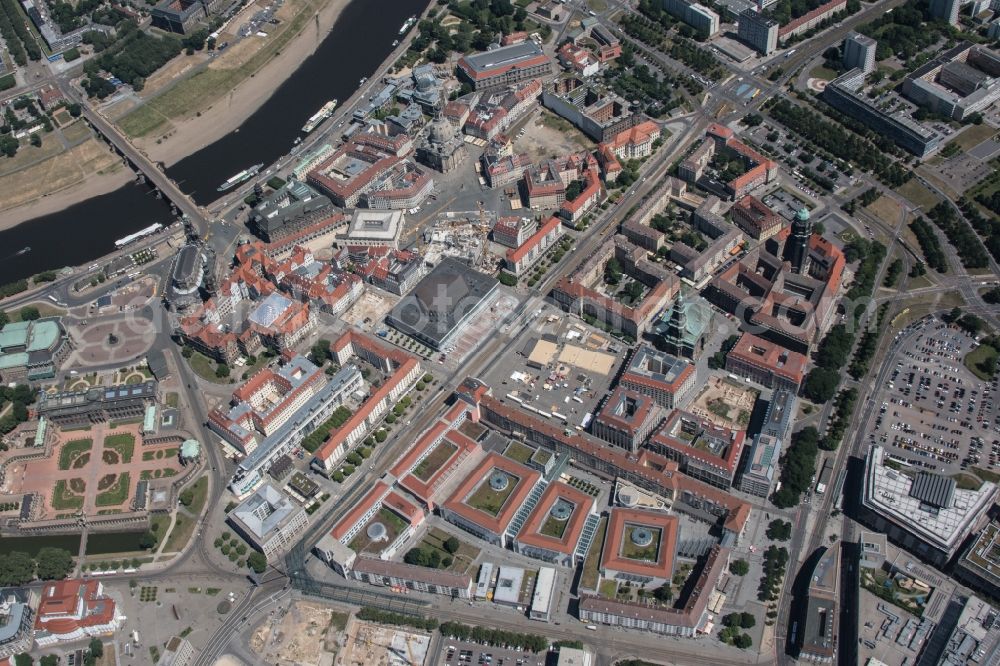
<box><xmin>1</xmin><ymin>0</ymin><xmax>353</xmax><ymax>231</ymax></box>
<box><xmin>135</xmin><ymin>0</ymin><xmax>353</xmax><ymax>166</ymax></box>
<box><xmin>0</xmin><ymin>161</ymin><xmax>132</xmax><ymax>232</ymax></box>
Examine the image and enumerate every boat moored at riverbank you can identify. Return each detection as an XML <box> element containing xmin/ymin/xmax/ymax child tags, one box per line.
<box><xmin>217</xmin><ymin>163</ymin><xmax>264</xmax><ymax>192</ymax></box>
<box><xmin>302</xmin><ymin>100</ymin><xmax>339</xmax><ymax>133</ymax></box>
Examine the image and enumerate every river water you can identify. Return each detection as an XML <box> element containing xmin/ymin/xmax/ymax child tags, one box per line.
<box><xmin>0</xmin><ymin>0</ymin><xmax>426</xmax><ymax>285</ymax></box>
<box><xmin>0</xmin><ymin>183</ymin><xmax>176</xmax><ymax>286</ymax></box>
<box><xmin>167</xmin><ymin>0</ymin><xmax>426</xmax><ymax>203</ymax></box>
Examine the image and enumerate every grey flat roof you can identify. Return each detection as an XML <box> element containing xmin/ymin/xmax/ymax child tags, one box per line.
<box><xmin>462</xmin><ymin>41</ymin><xmax>544</xmax><ymax>74</ymax></box>
<box><xmin>847</xmin><ymin>31</ymin><xmax>875</xmax><ymax>47</ymax></box>
<box><xmin>801</xmin><ymin>595</ymin><xmax>836</xmax><ymax>657</ymax></box>
<box><xmin>761</xmin><ymin>389</ymin><xmax>795</xmax><ymax>439</ymax></box>
<box><xmin>387</xmin><ymin>258</ymin><xmax>498</xmax><ymax>347</ymax></box>
<box><xmin>230</xmin><ymin>483</ymin><xmax>302</xmax><ymax>541</ymax></box>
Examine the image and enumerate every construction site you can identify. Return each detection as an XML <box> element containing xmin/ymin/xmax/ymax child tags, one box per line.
<box><xmin>335</xmin><ymin>618</ymin><xmax>431</xmax><ymax>666</ymax></box>
<box><xmin>248</xmin><ymin>600</ymin><xmax>350</xmax><ymax>666</ymax></box>
<box><xmin>689</xmin><ymin>376</ymin><xmax>759</xmax><ymax>430</ymax></box>
<box><xmin>420</xmin><ymin>209</ymin><xmax>497</xmax><ymax>271</ymax></box>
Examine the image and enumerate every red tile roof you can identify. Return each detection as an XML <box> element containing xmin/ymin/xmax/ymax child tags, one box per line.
<box><xmin>506</xmin><ymin>215</ymin><xmax>561</xmax><ymax>264</ymax></box>
<box><xmin>595</xmin><ymin>387</ymin><xmax>658</xmax><ymax>436</ymax></box>
<box><xmin>398</xmin><ymin>428</ymin><xmax>481</xmax><ymax>506</ymax></box>
<box><xmin>726</xmin><ymin>332</ymin><xmax>807</xmax><ymax>385</ymax></box>
<box><xmin>778</xmin><ymin>0</ymin><xmax>846</xmax><ymax>36</ymax></box>
<box><xmin>601</xmin><ymin>507</ymin><xmax>678</xmax><ymax>580</ymax></box>
<box><xmin>580</xmin><ymin>543</ymin><xmax>729</xmax><ymax>630</ymax></box>
<box><xmin>442</xmin><ymin>452</ymin><xmax>541</xmax><ymax>536</ymax></box>
<box><xmin>390</xmin><ymin>421</ymin><xmax>451</xmax><ymax>478</ymax></box>
<box><xmin>35</xmin><ymin>580</ymin><xmax>117</xmax><ymax>637</ymax></box>
<box><xmin>314</xmin><ymin>355</ymin><xmax>419</xmax><ymax>463</ymax></box>
<box><xmin>601</xmin><ymin>121</ymin><xmax>661</xmax><ymax>154</ymax></box>
<box><xmin>476</xmin><ymin>393</ymin><xmax>751</xmax><ymax>535</ymax></box>
<box><xmin>383</xmin><ymin>490</ymin><xmax>425</xmax><ymax>524</ymax></box>
<box><xmin>650</xmin><ymin>410</ymin><xmax>746</xmax><ymax>475</ymax></box>
<box><xmin>515</xmin><ymin>481</ymin><xmax>595</xmax><ymax>556</ymax></box>
<box><xmin>330</xmin><ymin>481</ymin><xmax>391</xmax><ymax>540</ymax></box>
<box><xmin>559</xmin><ymin>162</ymin><xmax>601</xmax><ymax>218</ymax></box>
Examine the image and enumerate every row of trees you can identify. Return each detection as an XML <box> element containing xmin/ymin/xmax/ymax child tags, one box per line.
<box><xmin>16</xmin><ymin>640</ymin><xmax>101</xmax><ymax>666</ymax></box>
<box><xmin>404</xmin><ymin>546</ymin><xmax>452</xmax><ymax>569</ymax></box>
<box><xmin>772</xmin><ymin>427</ymin><xmax>819</xmax><ymax>508</ymax></box>
<box><xmin>849</xmin><ymin>304</ymin><xmax>889</xmax><ymax>380</ymax></box>
<box><xmin>802</xmin><ymin>237</ymin><xmax>889</xmax><ymax>400</ymax></box>
<box><xmin>0</xmin><ymin>383</ymin><xmax>36</xmax><ymax>438</ymax></box>
<box><xmin>0</xmin><ymin>279</ymin><xmax>27</xmax><ymax>299</ymax></box>
<box><xmin>859</xmin><ymin>0</ymin><xmax>952</xmax><ymax>63</ymax></box>
<box><xmin>48</xmin><ymin>0</ymin><xmax>101</xmax><ymax>33</ymax></box>
<box><xmin>841</xmin><ymin>187</ymin><xmax>880</xmax><ymax>216</ymax></box>
<box><xmin>821</xmin><ymin>387</ymin><xmax>859</xmax><ymax>451</ymax></box>
<box><xmin>957</xmin><ymin>196</ymin><xmax>1000</xmax><ymax>267</ymax></box>
<box><xmin>926</xmin><ymin>201</ymin><xmax>989</xmax><ymax>269</ymax></box>
<box><xmin>357</xmin><ymin>607</ymin><xmax>439</xmax><ymax>631</ymax></box>
<box><xmin>910</xmin><ymin>216</ymin><xmax>949</xmax><ymax>273</ymax></box>
<box><xmin>758</xmin><ymin>546</ymin><xmax>789</xmax><ymax>602</ymax></box>
<box><xmin>976</xmin><ymin>191</ymin><xmax>1000</xmax><ymax>217</ymax></box>
<box><xmin>843</xmin><ymin>237</ymin><xmax>887</xmax><ymax>314</ymax></box>
<box><xmin>804</xmin><ymin>323</ymin><xmax>852</xmax><ymax>403</ymax></box>
<box><xmin>604</xmin><ymin>61</ymin><xmax>675</xmax><ymax>118</ymax></box>
<box><xmin>883</xmin><ymin>259</ymin><xmax>904</xmax><ymax>288</ymax></box>
<box><xmin>766</xmin><ymin>519</ymin><xmax>792</xmax><ymax>541</ymax></box>
<box><xmin>301</xmin><ymin>406</ymin><xmax>353</xmax><ymax>453</ymax></box>
<box><xmin>668</xmin><ymin>37</ymin><xmax>723</xmax><ymax>80</ymax></box>
<box><xmin>0</xmin><ymin>0</ymin><xmax>41</xmax><ymax>65</ymax></box>
<box><xmin>942</xmin><ymin>307</ymin><xmax>987</xmax><ymax>337</ymax></box>
<box><xmin>617</xmin><ymin>12</ymin><xmax>670</xmax><ymax>49</ymax></box>
<box><xmin>439</xmin><ymin>621</ymin><xmax>549</xmax><ymax>652</ymax></box>
<box><xmin>617</xmin><ymin>13</ymin><xmax>722</xmax><ymax>79</ymax></box>
<box><xmin>719</xmin><ymin>612</ymin><xmax>755</xmax><ymax>649</ymax></box>
<box><xmin>0</xmin><ymin>548</ymin><xmax>74</xmax><ymax>586</ymax></box>
<box><xmin>767</xmin><ymin>99</ymin><xmax>910</xmax><ymax>186</ymax></box>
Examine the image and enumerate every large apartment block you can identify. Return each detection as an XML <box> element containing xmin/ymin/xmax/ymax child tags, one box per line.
<box><xmin>737</xmin><ymin>9</ymin><xmax>778</xmax><ymax>55</ymax></box>
<box><xmin>843</xmin><ymin>31</ymin><xmax>876</xmax><ymax>74</ymax></box>
<box><xmin>725</xmin><ymin>332</ymin><xmax>807</xmax><ymax>392</ymax></box>
<box><xmin>591</xmin><ymin>387</ymin><xmax>662</xmax><ymax>452</ymax></box>
<box><xmin>542</xmin><ymin>78</ymin><xmax>641</xmax><ymax>142</ymax></box>
<box><xmin>823</xmin><ymin>69</ymin><xmax>942</xmax><ymax>157</ymax></box>
<box><xmin>619</xmin><ymin>345</ymin><xmax>697</xmax><ymax>410</ymax></box>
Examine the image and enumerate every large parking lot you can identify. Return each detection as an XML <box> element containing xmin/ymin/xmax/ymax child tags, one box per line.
<box><xmin>439</xmin><ymin>640</ymin><xmax>547</xmax><ymax>666</ymax></box>
<box><xmin>479</xmin><ymin>309</ymin><xmax>626</xmax><ymax>431</ymax></box>
<box><xmin>867</xmin><ymin>317</ymin><xmax>1000</xmax><ymax>476</ymax></box>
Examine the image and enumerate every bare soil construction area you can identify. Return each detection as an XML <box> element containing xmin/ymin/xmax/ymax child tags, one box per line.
<box><xmin>250</xmin><ymin>601</ymin><xmax>349</xmax><ymax>666</ymax></box>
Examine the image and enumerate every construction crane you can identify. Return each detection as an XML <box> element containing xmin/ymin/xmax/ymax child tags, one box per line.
<box><xmin>476</xmin><ymin>201</ymin><xmax>490</xmax><ymax>267</ymax></box>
